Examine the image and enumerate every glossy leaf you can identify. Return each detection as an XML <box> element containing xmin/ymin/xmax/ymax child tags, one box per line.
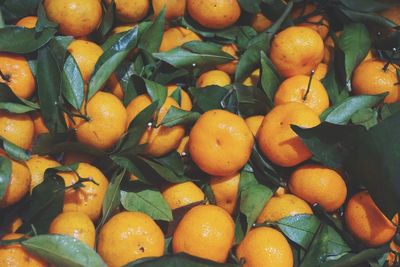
<box><xmin>139</xmin><ymin>157</ymin><xmax>189</xmax><ymax>183</ymax></box>
<box><xmin>160</xmin><ymin>106</ymin><xmax>200</xmax><ymax>127</ymax></box>
<box><xmin>132</xmin><ymin>75</ymin><xmax>167</xmax><ymax>108</ymax></box>
<box><xmin>189</xmin><ymin>85</ymin><xmax>228</xmax><ymax>112</ymax></box>
<box><xmin>321</xmin><ymin>65</ymin><xmax>349</xmax><ymax>105</ymax></box>
<box><xmin>0</xmin><ymin>137</ymin><xmax>30</xmax><ymax>161</ymax></box>
<box><xmin>35</xmin><ymin>2</ymin><xmax>58</xmax><ymax>32</ymax></box>
<box><xmin>0</xmin><ymin>83</ymin><xmax>38</xmax><ymax>113</ymax></box>
<box><xmin>62</xmin><ymin>55</ymin><xmax>85</xmax><ymax>110</ymax></box>
<box><xmin>260</xmin><ymin>51</ymin><xmax>280</xmax><ymax>107</ymax></box>
<box><xmin>138</xmin><ymin>8</ymin><xmax>165</xmax><ymax>53</ymax></box>
<box><xmin>0</xmin><ymin>156</ymin><xmax>11</xmax><ymax>200</ymax></box>
<box><xmin>1</xmin><ymin>0</ymin><xmax>40</xmax><ymax>22</ymax></box>
<box><xmin>98</xmin><ymin>1</ymin><xmax>115</xmax><ymax>38</ymax></box>
<box><xmin>350</xmin><ymin>108</ymin><xmax>378</xmax><ymax>129</ymax></box>
<box><xmin>238</xmin><ymin>0</ymin><xmax>261</xmax><ymax>13</ymax></box>
<box><xmin>340</xmin><ymin>0</ymin><xmax>392</xmax><ymax>12</ymax></box>
<box><xmin>339</xmin><ymin>8</ymin><xmax>397</xmax><ymax>29</ymax></box>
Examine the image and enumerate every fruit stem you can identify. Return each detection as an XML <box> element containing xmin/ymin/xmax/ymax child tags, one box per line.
<box><xmin>0</xmin><ymin>68</ymin><xmax>10</xmax><ymax>82</ymax></box>
<box><xmin>303</xmin><ymin>70</ymin><xmax>315</xmax><ymax>101</ymax></box>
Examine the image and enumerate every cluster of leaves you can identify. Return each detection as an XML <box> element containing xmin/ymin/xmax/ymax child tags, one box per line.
<box><xmin>0</xmin><ymin>0</ymin><xmax>399</xmax><ymax>266</ymax></box>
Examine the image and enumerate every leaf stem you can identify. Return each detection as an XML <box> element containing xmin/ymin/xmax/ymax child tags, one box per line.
<box><xmin>303</xmin><ymin>70</ymin><xmax>315</xmax><ymax>101</ymax></box>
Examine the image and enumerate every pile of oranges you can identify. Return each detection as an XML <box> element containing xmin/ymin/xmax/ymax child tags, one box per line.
<box><xmin>0</xmin><ymin>0</ymin><xmax>399</xmax><ymax>266</ymax></box>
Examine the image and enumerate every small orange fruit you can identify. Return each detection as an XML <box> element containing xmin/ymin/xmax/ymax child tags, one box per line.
<box><xmin>216</xmin><ymin>44</ymin><xmax>239</xmax><ymax>75</ymax></box>
<box><xmin>173</xmin><ymin>205</ymin><xmax>235</xmax><ymax>263</ymax></box>
<box><xmin>15</xmin><ymin>16</ymin><xmax>38</xmax><ymax>28</ymax></box>
<box><xmin>189</xmin><ymin>109</ymin><xmax>254</xmax><ymax>176</ymax></box>
<box><xmin>176</xmin><ymin>136</ymin><xmax>190</xmax><ymax>156</ymax></box>
<box><xmin>166</xmin><ymin>85</ymin><xmax>193</xmax><ymax>111</ymax></box>
<box><xmin>152</xmin><ymin>0</ymin><xmax>186</xmax><ymax>21</ymax></box>
<box><xmin>257</xmin><ymin>102</ymin><xmax>321</xmax><ymax>167</ymax></box>
<box><xmin>26</xmin><ymin>155</ymin><xmax>60</xmax><ymax>191</ymax></box>
<box><xmin>345</xmin><ymin>191</ymin><xmax>397</xmax><ymax>247</ymax></box>
<box><xmin>251</xmin><ymin>13</ymin><xmax>273</xmax><ymax>32</ymax></box>
<box><xmin>291</xmin><ymin>4</ymin><xmax>330</xmax><ymax>38</ymax></box>
<box><xmin>245</xmin><ymin>115</ymin><xmax>264</xmax><ymax>136</ymax></box>
<box><xmin>159</xmin><ymin>27</ymin><xmax>201</xmax><ymax>52</ymax></box>
<box><xmin>0</xmin><ymin>53</ymin><xmax>36</xmax><ymax>99</ymax></box>
<box><xmin>49</xmin><ymin>211</ymin><xmax>96</xmax><ymax>248</ymax></box>
<box><xmin>162</xmin><ymin>181</ymin><xmax>205</xmax><ymax>210</ymax></box>
<box><xmin>7</xmin><ymin>217</ymin><xmax>23</xmax><ymax>233</ymax></box>
<box><xmin>98</xmin><ymin>211</ymin><xmax>164</xmax><ymax>267</ymax></box>
<box><xmin>352</xmin><ymin>59</ymin><xmax>399</xmax><ymax>103</ymax></box>
<box><xmin>196</xmin><ymin>70</ymin><xmax>231</xmax><ymax>88</ymax></box>
<box><xmin>274</xmin><ymin>75</ymin><xmax>330</xmax><ymax>115</ymax></box>
<box><xmin>187</xmin><ymin>0</ymin><xmax>241</xmax><ymax>30</ymax></box>
<box><xmin>110</xmin><ymin>23</ymin><xmax>138</xmax><ymax>35</ymax></box>
<box><xmin>289</xmin><ymin>164</ymin><xmax>347</xmax><ymax>212</ymax></box>
<box><xmin>257</xmin><ymin>193</ymin><xmax>313</xmax><ymax>223</ymax></box>
<box><xmin>44</xmin><ymin>0</ymin><xmax>102</xmax><ymax>37</ymax></box>
<box><xmin>236</xmin><ymin>227</ymin><xmax>293</xmax><ymax>267</ymax></box>
<box><xmin>314</xmin><ymin>63</ymin><xmax>328</xmax><ymax>80</ymax></box>
<box><xmin>0</xmin><ymin>111</ymin><xmax>34</xmax><ymax>150</ymax></box>
<box><xmin>105</xmin><ymin>0</ymin><xmax>149</xmax><ymax>22</ymax></box>
<box><xmin>270</xmin><ymin>26</ymin><xmax>324</xmax><ymax>78</ymax></box>
<box><xmin>209</xmin><ymin>173</ymin><xmax>240</xmax><ymax>215</ymax></box>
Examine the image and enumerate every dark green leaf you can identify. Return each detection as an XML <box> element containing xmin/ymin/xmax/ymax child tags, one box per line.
<box><xmin>340</xmin><ymin>0</ymin><xmax>392</xmax><ymax>12</ymax></box>
<box><xmin>249</xmin><ymin>144</ymin><xmax>282</xmax><ymax>187</ymax></box>
<box><xmin>0</xmin><ymin>83</ymin><xmax>38</xmax><ymax>113</ymax></box>
<box><xmin>321</xmin><ymin>64</ymin><xmax>349</xmax><ymax>105</ymax></box>
<box><xmin>0</xmin><ymin>137</ymin><xmax>30</xmax><ymax>161</ymax></box>
<box><xmin>0</xmin><ymin>156</ymin><xmax>11</xmax><ymax>200</ymax></box>
<box><xmin>350</xmin><ymin>108</ymin><xmax>378</xmax><ymax>129</ymax></box>
<box><xmin>381</xmin><ymin>102</ymin><xmax>400</xmax><ymax>120</ymax></box>
<box><xmin>160</xmin><ymin>106</ymin><xmax>200</xmax><ymax>127</ymax></box>
<box><xmin>189</xmin><ymin>85</ymin><xmax>228</xmax><ymax>112</ymax></box>
<box><xmin>260</xmin><ymin>51</ymin><xmax>280</xmax><ymax>106</ymax></box>
<box><xmin>22</xmin><ymin>234</ymin><xmax>107</xmax><ymax>267</ymax></box>
<box><xmin>234</xmin><ymin>83</ymin><xmax>270</xmax><ymax>117</ymax></box>
<box><xmin>139</xmin><ymin>157</ymin><xmax>189</xmax><ymax>183</ymax></box>
<box><xmin>238</xmin><ymin>0</ymin><xmax>261</xmax><ymax>13</ymax></box>
<box><xmin>62</xmin><ymin>55</ymin><xmax>85</xmax><ymax>110</ymax></box>
<box><xmin>35</xmin><ymin>2</ymin><xmax>58</xmax><ymax>32</ymax></box>
<box><xmin>98</xmin><ymin>1</ymin><xmax>115</xmax><ymax>38</ymax></box>
<box><xmin>1</xmin><ymin>0</ymin><xmax>40</xmax><ymax>22</ymax></box>
<box><xmin>138</xmin><ymin>8</ymin><xmax>165</xmax><ymax>53</ymax></box>
<box><xmin>132</xmin><ymin>75</ymin><xmax>167</xmax><ymax>107</ymax></box>
<box><xmin>339</xmin><ymin>8</ymin><xmax>398</xmax><ymax>28</ymax></box>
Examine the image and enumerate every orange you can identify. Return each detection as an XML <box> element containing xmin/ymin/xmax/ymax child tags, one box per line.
<box><xmin>75</xmin><ymin>92</ymin><xmax>127</xmax><ymax>151</ymax></box>
<box><xmin>251</xmin><ymin>13</ymin><xmax>273</xmax><ymax>32</ymax></box>
<box><xmin>236</xmin><ymin>227</ymin><xmax>293</xmax><ymax>267</ymax></box>
<box><xmin>0</xmin><ymin>53</ymin><xmax>36</xmax><ymax>99</ymax></box>
<box><xmin>257</xmin><ymin>102</ymin><xmax>321</xmax><ymax>167</ymax></box>
<box><xmin>274</xmin><ymin>75</ymin><xmax>330</xmax><ymax>115</ymax></box>
<box><xmin>105</xmin><ymin>0</ymin><xmax>149</xmax><ymax>22</ymax></box>
<box><xmin>0</xmin><ymin>234</ymin><xmax>47</xmax><ymax>267</ymax></box>
<box><xmin>15</xmin><ymin>16</ymin><xmax>38</xmax><ymax>28</ymax></box>
<box><xmin>289</xmin><ymin>164</ymin><xmax>347</xmax><ymax>212</ymax></box>
<box><xmin>243</xmin><ymin>69</ymin><xmax>260</xmax><ymax>86</ymax></box>
<box><xmin>162</xmin><ymin>181</ymin><xmax>205</xmax><ymax>209</ymax></box>
<box><xmin>196</xmin><ymin>70</ymin><xmax>231</xmax><ymax>88</ymax></box>
<box><xmin>98</xmin><ymin>211</ymin><xmax>164</xmax><ymax>267</ymax></box>
<box><xmin>159</xmin><ymin>27</ymin><xmax>201</xmax><ymax>52</ymax></box>
<box><xmin>44</xmin><ymin>0</ymin><xmax>102</xmax><ymax>37</ymax></box>
<box><xmin>0</xmin><ymin>111</ymin><xmax>34</xmax><ymax>150</ymax></box>
<box><xmin>7</xmin><ymin>217</ymin><xmax>23</xmax><ymax>233</ymax></box>
<box><xmin>67</xmin><ymin>40</ymin><xmax>103</xmax><ymax>84</ymax></box>
<box><xmin>189</xmin><ymin>109</ymin><xmax>254</xmax><ymax>176</ymax></box>
<box><xmin>26</xmin><ymin>155</ymin><xmax>60</xmax><ymax>191</ymax></box>
<box><xmin>270</xmin><ymin>26</ymin><xmax>324</xmax><ymax>78</ymax></box>
<box><xmin>216</xmin><ymin>44</ymin><xmax>239</xmax><ymax>75</ymax></box>
<box><xmin>245</xmin><ymin>115</ymin><xmax>264</xmax><ymax>136</ymax></box>
<box><xmin>172</xmin><ymin>205</ymin><xmax>235</xmax><ymax>263</ymax></box>
<box><xmin>345</xmin><ymin>191</ymin><xmax>397</xmax><ymax>247</ymax></box>
<box><xmin>209</xmin><ymin>173</ymin><xmax>240</xmax><ymax>215</ymax></box>
<box><xmin>380</xmin><ymin>6</ymin><xmax>400</xmax><ymax>35</ymax></box>
<box><xmin>0</xmin><ymin>158</ymin><xmax>31</xmax><ymax>208</ymax></box>
<box><xmin>152</xmin><ymin>0</ymin><xmax>186</xmax><ymax>21</ymax></box>
<box><xmin>257</xmin><ymin>193</ymin><xmax>313</xmax><ymax>223</ymax></box>
<box><xmin>110</xmin><ymin>23</ymin><xmax>138</xmax><ymax>35</ymax></box>
<box><xmin>126</xmin><ymin>95</ymin><xmax>185</xmax><ymax>157</ymax></box>
<box><xmin>166</xmin><ymin>85</ymin><xmax>193</xmax><ymax>111</ymax></box>
<box><xmin>352</xmin><ymin>59</ymin><xmax>399</xmax><ymax>103</ymax></box>
<box><xmin>314</xmin><ymin>63</ymin><xmax>328</xmax><ymax>80</ymax></box>
<box><xmin>387</xmin><ymin>241</ymin><xmax>400</xmax><ymax>266</ymax></box>
<box><xmin>31</xmin><ymin>112</ymin><xmax>70</xmax><ymax>136</ymax></box>
<box><xmin>60</xmin><ymin>163</ymin><xmax>109</xmax><ymax>221</ymax></box>
<box><xmin>49</xmin><ymin>211</ymin><xmax>95</xmax><ymax>248</ymax></box>
<box><xmin>187</xmin><ymin>0</ymin><xmax>241</xmax><ymax>30</ymax></box>
<box><xmin>176</xmin><ymin>135</ymin><xmax>189</xmax><ymax>156</ymax></box>
<box><xmin>291</xmin><ymin>4</ymin><xmax>330</xmax><ymax>38</ymax></box>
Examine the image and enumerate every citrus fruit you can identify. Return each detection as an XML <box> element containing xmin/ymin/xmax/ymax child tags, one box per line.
<box><xmin>243</xmin><ymin>69</ymin><xmax>260</xmax><ymax>86</ymax></box>
<box><xmin>176</xmin><ymin>135</ymin><xmax>190</xmax><ymax>156</ymax></box>
<box><xmin>196</xmin><ymin>70</ymin><xmax>231</xmax><ymax>87</ymax></box>
<box><xmin>251</xmin><ymin>13</ymin><xmax>272</xmax><ymax>32</ymax></box>
<box><xmin>245</xmin><ymin>115</ymin><xmax>264</xmax><ymax>136</ymax></box>
<box><xmin>291</xmin><ymin>4</ymin><xmax>330</xmax><ymax>38</ymax></box>
<box><xmin>105</xmin><ymin>0</ymin><xmax>149</xmax><ymax>22</ymax></box>
<box><xmin>166</xmin><ymin>84</ymin><xmax>193</xmax><ymax>111</ymax></box>
<box><xmin>26</xmin><ymin>155</ymin><xmax>60</xmax><ymax>191</ymax></box>
<box><xmin>0</xmin><ymin>111</ymin><xmax>34</xmax><ymax>150</ymax></box>
<box><xmin>15</xmin><ymin>16</ymin><xmax>38</xmax><ymax>28</ymax></box>
<box><xmin>162</xmin><ymin>181</ymin><xmax>205</xmax><ymax>209</ymax></box>
<box><xmin>210</xmin><ymin>173</ymin><xmax>240</xmax><ymax>215</ymax></box>
<box><xmin>314</xmin><ymin>63</ymin><xmax>328</xmax><ymax>80</ymax></box>
<box><xmin>152</xmin><ymin>0</ymin><xmax>186</xmax><ymax>21</ymax></box>
<box><xmin>159</xmin><ymin>27</ymin><xmax>201</xmax><ymax>52</ymax></box>
<box><xmin>216</xmin><ymin>44</ymin><xmax>239</xmax><ymax>75</ymax></box>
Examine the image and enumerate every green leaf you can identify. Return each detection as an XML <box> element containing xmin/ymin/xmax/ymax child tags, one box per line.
<box><xmin>121</xmin><ymin>188</ymin><xmax>173</xmax><ymax>221</ymax></box>
<box><xmin>22</xmin><ymin>235</ymin><xmax>107</xmax><ymax>267</ymax></box>
<box><xmin>160</xmin><ymin>106</ymin><xmax>200</xmax><ymax>127</ymax></box>
<box><xmin>1</xmin><ymin>0</ymin><xmax>40</xmax><ymax>22</ymax></box>
<box><xmin>321</xmin><ymin>65</ymin><xmax>349</xmax><ymax>105</ymax></box>
<box><xmin>0</xmin><ymin>26</ymin><xmax>56</xmax><ymax>53</ymax></box>
<box><xmin>240</xmin><ymin>183</ymin><xmax>273</xmax><ymax>231</ymax></box>
<box><xmin>0</xmin><ymin>83</ymin><xmax>38</xmax><ymax>113</ymax></box>
<box><xmin>0</xmin><ymin>137</ymin><xmax>30</xmax><ymax>161</ymax></box>
<box><xmin>98</xmin><ymin>1</ymin><xmax>115</xmax><ymax>38</ymax></box>
<box><xmin>35</xmin><ymin>1</ymin><xmax>58</xmax><ymax>32</ymax></box>
<box><xmin>87</xmin><ymin>26</ymin><xmax>139</xmax><ymax>100</ymax></box>
<box><xmin>152</xmin><ymin>152</ymin><xmax>185</xmax><ymax>177</ymax></box>
<box><xmin>62</xmin><ymin>55</ymin><xmax>85</xmax><ymax>110</ymax></box>
<box><xmin>153</xmin><ymin>41</ymin><xmax>234</xmax><ymax>69</ymax></box>
<box><xmin>350</xmin><ymin>108</ymin><xmax>378</xmax><ymax>129</ymax></box>
<box><xmin>339</xmin><ymin>0</ymin><xmax>392</xmax><ymax>12</ymax></box>
<box><xmin>139</xmin><ymin>157</ymin><xmax>189</xmax><ymax>183</ymax></box>
<box><xmin>277</xmin><ymin>214</ymin><xmax>321</xmax><ymax>249</ymax></box>
<box><xmin>0</xmin><ymin>156</ymin><xmax>11</xmax><ymax>200</ymax></box>
<box><xmin>132</xmin><ymin>75</ymin><xmax>167</xmax><ymax>108</ymax></box>
<box><xmin>138</xmin><ymin>8</ymin><xmax>165</xmax><ymax>53</ymax></box>
<box><xmin>238</xmin><ymin>0</ymin><xmax>261</xmax><ymax>13</ymax></box>
<box><xmin>337</xmin><ymin>23</ymin><xmax>371</xmax><ymax>82</ymax></box>
<box><xmin>339</xmin><ymin>8</ymin><xmax>398</xmax><ymax>28</ymax></box>
<box><xmin>249</xmin><ymin>144</ymin><xmax>282</xmax><ymax>187</ymax></box>
<box><xmin>189</xmin><ymin>85</ymin><xmax>228</xmax><ymax>112</ymax></box>
<box><xmin>322</xmin><ymin>94</ymin><xmax>386</xmax><ymax>124</ymax></box>
<box><xmin>234</xmin><ymin>84</ymin><xmax>270</xmax><ymax>117</ymax></box>
<box><xmin>260</xmin><ymin>51</ymin><xmax>280</xmax><ymax>107</ymax></box>
<box><xmin>381</xmin><ymin>102</ymin><xmax>400</xmax><ymax>120</ymax></box>
<box><xmin>123</xmin><ymin>253</ymin><xmax>239</xmax><ymax>267</ymax></box>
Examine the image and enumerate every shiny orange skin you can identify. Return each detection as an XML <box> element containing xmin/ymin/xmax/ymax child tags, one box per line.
<box><xmin>314</xmin><ymin>63</ymin><xmax>328</xmax><ymax>80</ymax></box>
<box><xmin>162</xmin><ymin>182</ymin><xmax>205</xmax><ymax>209</ymax></box>
<box><xmin>176</xmin><ymin>135</ymin><xmax>190</xmax><ymax>156</ymax></box>
<box><xmin>75</xmin><ymin>92</ymin><xmax>127</xmax><ymax>151</ymax></box>
<box><xmin>44</xmin><ymin>0</ymin><xmax>102</xmax><ymax>37</ymax></box>
<box><xmin>0</xmin><ymin>158</ymin><xmax>31</xmax><ymax>208</ymax></box>
<box><xmin>67</xmin><ymin>40</ymin><xmax>103</xmax><ymax>84</ymax></box>
<box><xmin>26</xmin><ymin>155</ymin><xmax>60</xmax><ymax>192</ymax></box>
<box><xmin>187</xmin><ymin>0</ymin><xmax>241</xmax><ymax>30</ymax></box>
<box><xmin>289</xmin><ymin>164</ymin><xmax>347</xmax><ymax>212</ymax></box>
<box><xmin>189</xmin><ymin>109</ymin><xmax>254</xmax><ymax>176</ymax></box>
<box><xmin>172</xmin><ymin>205</ymin><xmax>235</xmax><ymax>263</ymax></box>
<box><xmin>60</xmin><ymin>163</ymin><xmax>109</xmax><ymax>221</ymax></box>
<box><xmin>0</xmin><ymin>234</ymin><xmax>48</xmax><ymax>267</ymax></box>
<box><xmin>257</xmin><ymin>194</ymin><xmax>313</xmax><ymax>223</ymax></box>
<box><xmin>245</xmin><ymin>115</ymin><xmax>264</xmax><ymax>136</ymax></box>
<box><xmin>0</xmin><ymin>111</ymin><xmax>34</xmax><ymax>150</ymax></box>
<box><xmin>251</xmin><ymin>13</ymin><xmax>273</xmax><ymax>32</ymax></box>
<box><xmin>210</xmin><ymin>173</ymin><xmax>240</xmax><ymax>215</ymax></box>
<box><xmin>196</xmin><ymin>70</ymin><xmax>231</xmax><ymax>88</ymax></box>
<box><xmin>236</xmin><ymin>227</ymin><xmax>293</xmax><ymax>267</ymax></box>
<box><xmin>352</xmin><ymin>59</ymin><xmax>399</xmax><ymax>103</ymax></box>
<box><xmin>15</xmin><ymin>16</ymin><xmax>38</xmax><ymax>28</ymax></box>
<box><xmin>98</xmin><ymin>211</ymin><xmax>164</xmax><ymax>267</ymax></box>
<box><xmin>159</xmin><ymin>27</ymin><xmax>201</xmax><ymax>52</ymax></box>
<box><xmin>166</xmin><ymin>85</ymin><xmax>193</xmax><ymax>111</ymax></box>
<box><xmin>345</xmin><ymin>191</ymin><xmax>397</xmax><ymax>247</ymax></box>
<box><xmin>257</xmin><ymin>102</ymin><xmax>321</xmax><ymax>167</ymax></box>
<box><xmin>105</xmin><ymin>0</ymin><xmax>149</xmax><ymax>22</ymax></box>
<box><xmin>152</xmin><ymin>0</ymin><xmax>186</xmax><ymax>21</ymax></box>
<box><xmin>49</xmin><ymin>211</ymin><xmax>96</xmax><ymax>248</ymax></box>
<box><xmin>291</xmin><ymin>4</ymin><xmax>330</xmax><ymax>39</ymax></box>
<box><xmin>270</xmin><ymin>26</ymin><xmax>324</xmax><ymax>78</ymax></box>
<box><xmin>274</xmin><ymin>75</ymin><xmax>330</xmax><ymax>115</ymax></box>
<box><xmin>0</xmin><ymin>53</ymin><xmax>36</xmax><ymax>99</ymax></box>
<box><xmin>216</xmin><ymin>44</ymin><xmax>239</xmax><ymax>75</ymax></box>
<box><xmin>126</xmin><ymin>95</ymin><xmax>185</xmax><ymax>157</ymax></box>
